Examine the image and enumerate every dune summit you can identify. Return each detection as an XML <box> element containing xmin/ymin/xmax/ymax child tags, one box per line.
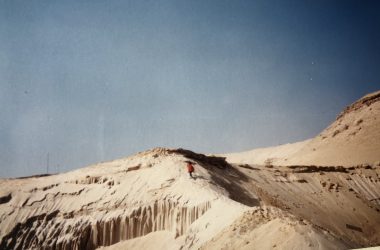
<box><xmin>0</xmin><ymin>91</ymin><xmax>380</xmax><ymax>250</ymax></box>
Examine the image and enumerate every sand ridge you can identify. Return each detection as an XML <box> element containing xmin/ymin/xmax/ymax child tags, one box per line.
<box><xmin>1</xmin><ymin>91</ymin><xmax>380</xmax><ymax>249</ymax></box>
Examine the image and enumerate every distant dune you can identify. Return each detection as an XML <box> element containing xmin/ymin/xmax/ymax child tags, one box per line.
<box><xmin>0</xmin><ymin>91</ymin><xmax>379</xmax><ymax>250</ymax></box>
<box><xmin>225</xmin><ymin>90</ymin><xmax>380</xmax><ymax>167</ymax></box>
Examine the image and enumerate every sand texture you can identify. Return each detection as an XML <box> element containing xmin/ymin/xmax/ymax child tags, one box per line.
<box><xmin>1</xmin><ymin>91</ymin><xmax>380</xmax><ymax>249</ymax></box>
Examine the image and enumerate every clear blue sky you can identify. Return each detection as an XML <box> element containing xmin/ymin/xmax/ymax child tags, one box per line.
<box><xmin>1</xmin><ymin>0</ymin><xmax>379</xmax><ymax>177</ymax></box>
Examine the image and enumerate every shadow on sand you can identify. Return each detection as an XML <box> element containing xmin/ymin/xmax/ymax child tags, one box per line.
<box><xmin>173</xmin><ymin>148</ymin><xmax>260</xmax><ymax>207</ymax></box>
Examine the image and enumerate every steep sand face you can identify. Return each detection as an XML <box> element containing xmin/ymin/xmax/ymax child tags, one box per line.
<box><xmin>233</xmin><ymin>163</ymin><xmax>380</xmax><ymax>248</ymax></box>
<box><xmin>0</xmin><ymin>149</ymin><xmax>253</xmax><ymax>249</ymax></box>
<box><xmin>225</xmin><ymin>90</ymin><xmax>380</xmax><ymax>167</ymax></box>
<box><xmin>0</xmin><ymin>148</ymin><xmax>361</xmax><ymax>250</ymax></box>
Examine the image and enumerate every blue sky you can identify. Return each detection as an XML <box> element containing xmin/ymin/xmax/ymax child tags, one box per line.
<box><xmin>1</xmin><ymin>0</ymin><xmax>379</xmax><ymax>177</ymax></box>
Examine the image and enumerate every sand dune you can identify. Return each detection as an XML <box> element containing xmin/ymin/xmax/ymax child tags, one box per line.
<box><xmin>1</xmin><ymin>148</ymin><xmax>379</xmax><ymax>249</ymax></box>
<box><xmin>0</xmin><ymin>149</ymin><xmax>250</xmax><ymax>249</ymax></box>
<box><xmin>0</xmin><ymin>91</ymin><xmax>379</xmax><ymax>249</ymax></box>
<box><xmin>224</xmin><ymin>140</ymin><xmax>310</xmax><ymax>166</ymax></box>
<box><xmin>225</xmin><ymin>91</ymin><xmax>380</xmax><ymax>167</ymax></box>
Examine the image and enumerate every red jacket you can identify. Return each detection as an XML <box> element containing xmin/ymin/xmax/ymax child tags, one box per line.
<box><xmin>187</xmin><ymin>163</ymin><xmax>194</xmax><ymax>173</ymax></box>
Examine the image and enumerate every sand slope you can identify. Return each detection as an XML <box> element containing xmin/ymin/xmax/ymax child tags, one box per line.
<box><xmin>0</xmin><ymin>149</ymin><xmax>249</xmax><ymax>249</ymax></box>
<box><xmin>225</xmin><ymin>91</ymin><xmax>380</xmax><ymax>167</ymax></box>
<box><xmin>0</xmin><ymin>91</ymin><xmax>379</xmax><ymax>249</ymax></box>
<box><xmin>1</xmin><ymin>148</ymin><xmax>379</xmax><ymax>249</ymax></box>
<box><xmin>224</xmin><ymin>140</ymin><xmax>310</xmax><ymax>166</ymax></box>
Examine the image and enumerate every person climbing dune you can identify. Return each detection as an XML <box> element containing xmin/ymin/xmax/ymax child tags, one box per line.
<box><xmin>186</xmin><ymin>161</ymin><xmax>195</xmax><ymax>178</ymax></box>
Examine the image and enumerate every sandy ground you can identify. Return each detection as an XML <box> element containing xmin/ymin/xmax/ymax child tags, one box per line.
<box><xmin>0</xmin><ymin>91</ymin><xmax>379</xmax><ymax>249</ymax></box>
<box><xmin>1</xmin><ymin>147</ymin><xmax>379</xmax><ymax>249</ymax></box>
